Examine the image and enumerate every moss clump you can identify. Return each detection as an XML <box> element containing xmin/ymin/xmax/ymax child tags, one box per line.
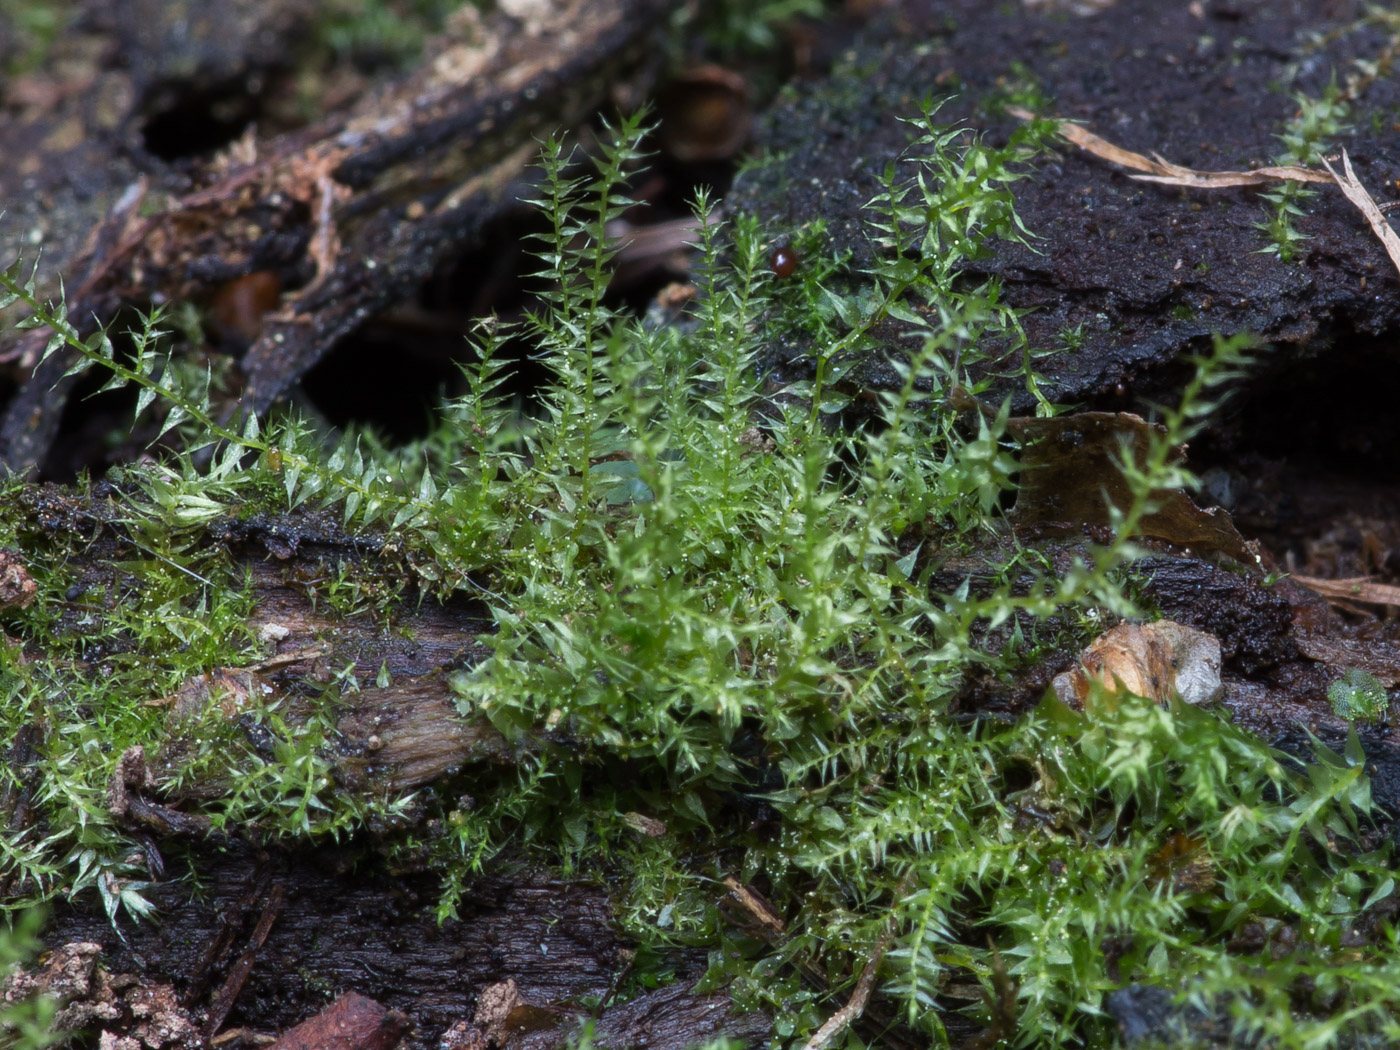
<box><xmin>1</xmin><ymin>103</ymin><xmax>1397</xmax><ymax>1048</ymax></box>
<box><xmin>1329</xmin><ymin>668</ymin><xmax>1389</xmax><ymax>724</ymax></box>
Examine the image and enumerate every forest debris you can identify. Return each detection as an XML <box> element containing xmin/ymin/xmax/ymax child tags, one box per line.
<box><xmin>797</xmin><ymin>894</ymin><xmax>902</xmax><ymax>1050</ymax></box>
<box><xmin>1012</xmin><ymin>113</ymin><xmax>1400</xmax><ymax>280</ymax></box>
<box><xmin>1148</xmin><ymin>832</ymin><xmax>1216</xmax><ymax>894</ymax></box>
<box><xmin>657</xmin><ymin>65</ymin><xmax>752</xmax><ymax>162</ymax></box>
<box><xmin>106</xmin><ymin>746</ymin><xmax>157</xmax><ymax>819</ymax></box>
<box><xmin>1292</xmin><ymin>632</ymin><xmax>1400</xmax><ymax>689</ymax></box>
<box><xmin>0</xmin><ymin>550</ymin><xmax>37</xmax><ymax>609</ymax></box>
<box><xmin>3</xmin><ymin>942</ymin><xmax>200</xmax><ymax>1049</ymax></box>
<box><xmin>1007</xmin><ymin>106</ymin><xmax>1333</xmax><ymax>187</ymax></box>
<box><xmin>472</xmin><ymin>979</ymin><xmax>578</xmax><ymax>1045</ymax></box>
<box><xmin>622</xmin><ymin>811</ymin><xmax>667</xmax><ymax>837</ymax></box>
<box><xmin>267</xmin><ymin>992</ymin><xmax>408</xmax><ymax>1050</ymax></box>
<box><xmin>0</xmin><ymin>0</ymin><xmax>682</xmax><ymax>476</ymax></box>
<box><xmin>1319</xmin><ymin>149</ymin><xmax>1400</xmax><ymax>279</ymax></box>
<box><xmin>1052</xmin><ymin>620</ymin><xmax>1223</xmax><ymax>711</ymax></box>
<box><xmin>146</xmin><ymin>668</ymin><xmax>274</xmax><ymax>722</ymax></box>
<box><xmin>961</xmin><ymin>949</ymin><xmax>1018</xmax><ymax>1050</ymax></box>
<box><xmin>1292</xmin><ymin>573</ymin><xmax>1400</xmax><ymax>610</ymax></box>
<box><xmin>438</xmin><ymin>1019</ymin><xmax>490</xmax><ymax>1049</ymax></box>
<box><xmin>473</xmin><ymin>981</ymin><xmax>523</xmax><ymax>1045</ymax></box>
<box><xmin>2</xmin><ymin>942</ymin><xmax>104</xmax><ymax>1019</ymax></box>
<box><xmin>334</xmin><ymin>673</ymin><xmax>512</xmax><ymax>791</ymax></box>
<box><xmin>206</xmin><ymin>886</ymin><xmax>286</xmax><ymax>1041</ymax></box>
<box><xmin>1008</xmin><ymin>413</ymin><xmax>1258</xmax><ymax>567</ymax></box>
<box><xmin>721</xmin><ymin>876</ymin><xmax>787</xmax><ymax>937</ymax></box>
<box><xmin>145</xmin><ymin>645</ymin><xmax>328</xmax><ymax>721</ymax></box>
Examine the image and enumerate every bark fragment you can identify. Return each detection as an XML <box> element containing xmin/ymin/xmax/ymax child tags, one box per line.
<box><xmin>0</xmin><ymin>0</ymin><xmax>684</xmax><ymax>476</ymax></box>
<box><xmin>267</xmin><ymin>992</ymin><xmax>409</xmax><ymax>1050</ymax></box>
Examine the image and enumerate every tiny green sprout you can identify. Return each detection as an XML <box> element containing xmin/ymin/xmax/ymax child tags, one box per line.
<box><xmin>1055</xmin><ymin>321</ymin><xmax>1086</xmax><ymax>353</ymax></box>
<box><xmin>1328</xmin><ymin>668</ymin><xmax>1389</xmax><ymax>723</ymax></box>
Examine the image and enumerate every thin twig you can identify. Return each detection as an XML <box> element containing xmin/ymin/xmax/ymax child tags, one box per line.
<box><xmin>799</xmin><ymin>875</ymin><xmax>911</xmax><ymax>1050</ymax></box>
<box><xmin>1008</xmin><ymin>107</ymin><xmax>1332</xmax><ymax>187</ymax></box>
<box><xmin>1319</xmin><ymin>149</ymin><xmax>1400</xmax><ymax>279</ymax></box>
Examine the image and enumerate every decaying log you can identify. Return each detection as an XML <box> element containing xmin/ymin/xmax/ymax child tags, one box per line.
<box><xmin>11</xmin><ymin>2</ymin><xmax>1400</xmax><ymax>1044</ymax></box>
<box><xmin>0</xmin><ymin>0</ymin><xmax>685</xmax><ymax>476</ymax></box>
<box><xmin>10</xmin><ymin>425</ymin><xmax>1400</xmax><ymax>1047</ymax></box>
<box><xmin>35</xmin><ymin>845</ymin><xmax>767</xmax><ymax>1050</ymax></box>
<box><xmin>1</xmin><ymin>484</ymin><xmax>774</xmax><ymax>1046</ymax></box>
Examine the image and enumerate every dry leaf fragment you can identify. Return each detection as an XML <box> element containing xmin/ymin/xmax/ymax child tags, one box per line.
<box><xmin>1008</xmin><ymin>412</ymin><xmax>1257</xmax><ymax>568</ymax></box>
<box><xmin>1292</xmin><ymin>631</ymin><xmax>1400</xmax><ymax>689</ymax></box>
<box><xmin>1292</xmin><ymin>573</ymin><xmax>1400</xmax><ymax>610</ymax></box>
<box><xmin>1149</xmin><ymin>832</ymin><xmax>1216</xmax><ymax>894</ymax></box>
<box><xmin>1318</xmin><ymin>149</ymin><xmax>1400</xmax><ymax>279</ymax></box>
<box><xmin>622</xmin><ymin>811</ymin><xmax>667</xmax><ymax>837</ymax></box>
<box><xmin>1009</xmin><ymin>111</ymin><xmax>1400</xmax><ymax>284</ymax></box>
<box><xmin>1052</xmin><ymin>619</ymin><xmax>1223</xmax><ymax>711</ymax></box>
<box><xmin>1007</xmin><ymin>106</ymin><xmax>1332</xmax><ymax>188</ymax></box>
<box><xmin>146</xmin><ymin>668</ymin><xmax>273</xmax><ymax>722</ymax></box>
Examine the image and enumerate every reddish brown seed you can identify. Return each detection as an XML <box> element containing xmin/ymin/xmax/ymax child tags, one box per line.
<box><xmin>768</xmin><ymin>245</ymin><xmax>798</xmax><ymax>278</ymax></box>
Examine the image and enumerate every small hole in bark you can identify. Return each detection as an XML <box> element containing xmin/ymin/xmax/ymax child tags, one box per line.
<box><xmin>301</xmin><ymin>326</ymin><xmax>466</xmax><ymax>444</ymax></box>
<box><xmin>1192</xmin><ymin>335</ymin><xmax>1400</xmax><ymax>570</ymax></box>
<box><xmin>141</xmin><ymin>78</ymin><xmax>263</xmax><ymax>161</ymax></box>
<box><xmin>295</xmin><ymin>111</ymin><xmax>749</xmax><ymax>446</ymax></box>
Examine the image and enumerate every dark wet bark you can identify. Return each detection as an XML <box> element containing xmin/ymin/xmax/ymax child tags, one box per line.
<box><xmin>42</xmin><ymin>844</ymin><xmax>764</xmax><ymax>1050</ymax></box>
<box><xmin>6</xmin><ymin>485</ymin><xmax>768</xmax><ymax>1048</ymax></box>
<box><xmin>0</xmin><ymin>0</ymin><xmax>681</xmax><ymax>477</ymax></box>
<box><xmin>731</xmin><ymin>0</ymin><xmax>1400</xmax><ymax>413</ymax></box>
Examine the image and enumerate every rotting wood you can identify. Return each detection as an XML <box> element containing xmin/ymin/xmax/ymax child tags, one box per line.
<box><xmin>728</xmin><ymin>0</ymin><xmax>1400</xmax><ymax>417</ymax></box>
<box><xmin>0</xmin><ymin>0</ymin><xmax>685</xmax><ymax>476</ymax></box>
<box><xmin>205</xmin><ymin>884</ymin><xmax>285</xmax><ymax>1041</ymax></box>
<box><xmin>10</xmin><ymin>439</ymin><xmax>1400</xmax><ymax>1047</ymax></box>
<box><xmin>266</xmin><ymin>991</ymin><xmax>409</xmax><ymax>1050</ymax></box>
<box><xmin>35</xmin><ymin>848</ymin><xmax>768</xmax><ymax>1050</ymax></box>
<box><xmin>12</xmin><ymin>5</ymin><xmax>1400</xmax><ymax>1042</ymax></box>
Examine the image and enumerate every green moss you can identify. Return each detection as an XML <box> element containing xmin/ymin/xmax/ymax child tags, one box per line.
<box><xmin>313</xmin><ymin>0</ymin><xmax>462</xmax><ymax>69</ymax></box>
<box><xmin>1255</xmin><ymin>78</ymin><xmax>1351</xmax><ymax>262</ymax></box>
<box><xmin>0</xmin><ymin>0</ymin><xmax>69</xmax><ymax>77</ymax></box>
<box><xmin>1329</xmin><ymin>668</ymin><xmax>1389</xmax><ymax>724</ymax></box>
<box><xmin>0</xmin><ymin>102</ymin><xmax>1396</xmax><ymax>1049</ymax></box>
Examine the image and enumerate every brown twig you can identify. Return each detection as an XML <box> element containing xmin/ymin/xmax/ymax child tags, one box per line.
<box><xmin>1008</xmin><ymin>107</ymin><xmax>1333</xmax><ymax>187</ymax></box>
<box><xmin>1318</xmin><ymin>149</ymin><xmax>1400</xmax><ymax>279</ymax></box>
<box><xmin>798</xmin><ymin>874</ymin><xmax>913</xmax><ymax>1050</ymax></box>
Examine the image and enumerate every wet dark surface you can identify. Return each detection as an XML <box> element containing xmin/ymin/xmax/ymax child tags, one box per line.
<box><xmin>731</xmin><ymin>0</ymin><xmax>1400</xmax><ymax>413</ymax></box>
<box><xmin>44</xmin><ymin>844</ymin><xmax>755</xmax><ymax>1050</ymax></box>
